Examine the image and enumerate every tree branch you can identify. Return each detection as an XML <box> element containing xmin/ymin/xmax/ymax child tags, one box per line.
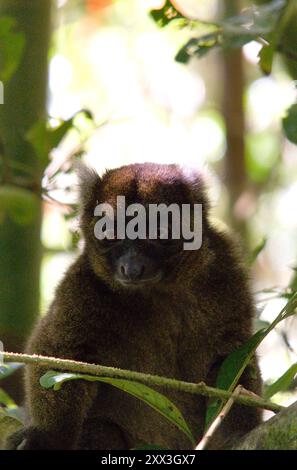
<box><xmin>234</xmin><ymin>400</ymin><xmax>297</xmax><ymax>450</ymax></box>
<box><xmin>3</xmin><ymin>351</ymin><xmax>282</xmax><ymax>414</ymax></box>
<box><xmin>196</xmin><ymin>385</ymin><xmax>243</xmax><ymax>450</ymax></box>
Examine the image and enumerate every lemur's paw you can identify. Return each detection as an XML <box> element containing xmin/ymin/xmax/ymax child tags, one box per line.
<box><xmin>5</xmin><ymin>426</ymin><xmax>58</xmax><ymax>450</ymax></box>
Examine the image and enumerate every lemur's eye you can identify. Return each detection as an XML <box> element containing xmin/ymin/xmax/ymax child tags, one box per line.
<box><xmin>157</xmin><ymin>226</ymin><xmax>169</xmax><ymax>239</ymax></box>
<box><xmin>156</xmin><ymin>227</ymin><xmax>173</xmax><ymax>245</ymax></box>
<box><xmin>146</xmin><ymin>225</ymin><xmax>179</xmax><ymax>248</ymax></box>
<box><xmin>148</xmin><ymin>225</ymin><xmax>170</xmax><ymax>240</ymax></box>
<box><xmin>94</xmin><ymin>227</ymin><xmax>121</xmax><ymax>252</ymax></box>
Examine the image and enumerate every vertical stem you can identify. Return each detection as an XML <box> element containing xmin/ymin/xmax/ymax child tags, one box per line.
<box><xmin>222</xmin><ymin>0</ymin><xmax>247</xmax><ymax>238</ymax></box>
<box><xmin>196</xmin><ymin>385</ymin><xmax>243</xmax><ymax>450</ymax></box>
<box><xmin>0</xmin><ymin>0</ymin><xmax>52</xmax><ymax>401</ymax></box>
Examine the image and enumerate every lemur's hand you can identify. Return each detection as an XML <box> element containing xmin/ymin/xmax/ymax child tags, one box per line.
<box><xmin>5</xmin><ymin>426</ymin><xmax>61</xmax><ymax>450</ymax></box>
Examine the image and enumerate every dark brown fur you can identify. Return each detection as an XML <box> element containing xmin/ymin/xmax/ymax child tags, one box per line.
<box><xmin>7</xmin><ymin>163</ymin><xmax>262</xmax><ymax>450</ymax></box>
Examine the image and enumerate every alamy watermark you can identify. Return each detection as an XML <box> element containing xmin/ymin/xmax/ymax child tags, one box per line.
<box><xmin>94</xmin><ymin>196</ymin><xmax>203</xmax><ymax>251</ymax></box>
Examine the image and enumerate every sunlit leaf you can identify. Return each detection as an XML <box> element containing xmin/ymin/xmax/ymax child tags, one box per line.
<box><xmin>0</xmin><ymin>388</ymin><xmax>16</xmax><ymax>408</ymax></box>
<box><xmin>40</xmin><ymin>370</ymin><xmax>195</xmax><ymax>445</ymax></box>
<box><xmin>254</xmin><ymin>318</ymin><xmax>270</xmax><ymax>332</ymax></box>
<box><xmin>175</xmin><ymin>31</ymin><xmax>255</xmax><ymax>64</ymax></box>
<box><xmin>175</xmin><ymin>32</ymin><xmax>220</xmax><ymax>63</ymax></box>
<box><xmin>155</xmin><ymin>0</ymin><xmax>285</xmax><ymax>66</ymax></box>
<box><xmin>4</xmin><ymin>406</ymin><xmax>24</xmax><ymax>424</ymax></box>
<box><xmin>249</xmin><ymin>238</ymin><xmax>267</xmax><ymax>265</ymax></box>
<box><xmin>150</xmin><ymin>0</ymin><xmax>185</xmax><ymax>28</ymax></box>
<box><xmin>26</xmin><ymin>109</ymin><xmax>94</xmax><ymax>169</ymax></box>
<box><xmin>264</xmin><ymin>363</ymin><xmax>297</xmax><ymax>399</ymax></box>
<box><xmin>0</xmin><ymin>17</ymin><xmax>25</xmax><ymax>82</ymax></box>
<box><xmin>283</xmin><ymin>104</ymin><xmax>297</xmax><ymax>145</ymax></box>
<box><xmin>70</xmin><ymin>230</ymin><xmax>80</xmax><ymax>250</ymax></box>
<box><xmin>279</xmin><ymin>291</ymin><xmax>297</xmax><ymax>321</ymax></box>
<box><xmin>0</xmin><ymin>363</ymin><xmax>23</xmax><ymax>380</ymax></box>
<box><xmin>0</xmin><ymin>365</ymin><xmax>12</xmax><ymax>381</ymax></box>
<box><xmin>0</xmin><ymin>408</ymin><xmax>23</xmax><ymax>448</ymax></box>
<box><xmin>258</xmin><ymin>44</ymin><xmax>274</xmax><ymax>75</ymax></box>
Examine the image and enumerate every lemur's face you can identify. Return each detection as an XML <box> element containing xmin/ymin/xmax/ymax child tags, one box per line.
<box><xmin>79</xmin><ymin>163</ymin><xmax>208</xmax><ymax>291</ymax></box>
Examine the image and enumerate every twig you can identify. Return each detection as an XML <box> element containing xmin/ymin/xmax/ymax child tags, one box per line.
<box><xmin>2</xmin><ymin>352</ymin><xmax>283</xmax><ymax>414</ymax></box>
<box><xmin>42</xmin><ymin>191</ymin><xmax>75</xmax><ymax>209</ymax></box>
<box><xmin>196</xmin><ymin>385</ymin><xmax>243</xmax><ymax>450</ymax></box>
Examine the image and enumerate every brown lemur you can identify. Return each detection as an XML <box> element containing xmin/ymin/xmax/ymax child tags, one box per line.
<box><xmin>7</xmin><ymin>163</ymin><xmax>262</xmax><ymax>450</ymax></box>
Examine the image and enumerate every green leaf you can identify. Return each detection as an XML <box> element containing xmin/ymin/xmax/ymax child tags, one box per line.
<box><xmin>258</xmin><ymin>44</ymin><xmax>274</xmax><ymax>75</ymax></box>
<box><xmin>205</xmin><ymin>329</ymin><xmax>266</xmax><ymax>428</ymax></box>
<box><xmin>0</xmin><ymin>407</ymin><xmax>23</xmax><ymax>449</ymax></box>
<box><xmin>26</xmin><ymin>109</ymin><xmax>94</xmax><ymax>169</ymax></box>
<box><xmin>0</xmin><ymin>363</ymin><xmax>23</xmax><ymax>380</ymax></box>
<box><xmin>278</xmin><ymin>2</ymin><xmax>297</xmax><ymax>79</ymax></box>
<box><xmin>172</xmin><ymin>0</ymin><xmax>284</xmax><ymax>65</ymax></box>
<box><xmin>264</xmin><ymin>363</ymin><xmax>297</xmax><ymax>399</ymax></box>
<box><xmin>0</xmin><ymin>185</ymin><xmax>40</xmax><ymax>225</ymax></box>
<box><xmin>150</xmin><ymin>0</ymin><xmax>185</xmax><ymax>28</ymax></box>
<box><xmin>175</xmin><ymin>30</ymin><xmax>251</xmax><ymax>64</ymax></box>
<box><xmin>249</xmin><ymin>238</ymin><xmax>267</xmax><ymax>265</ymax></box>
<box><xmin>0</xmin><ymin>17</ymin><xmax>25</xmax><ymax>82</ymax></box>
<box><xmin>216</xmin><ymin>330</ymin><xmax>266</xmax><ymax>394</ymax></box>
<box><xmin>289</xmin><ymin>267</ymin><xmax>297</xmax><ymax>293</ymax></box>
<box><xmin>152</xmin><ymin>0</ymin><xmax>284</xmax><ymax>67</ymax></box>
<box><xmin>222</xmin><ymin>33</ymin><xmax>252</xmax><ymax>49</ymax></box>
<box><xmin>0</xmin><ymin>388</ymin><xmax>16</xmax><ymax>407</ymax></box>
<box><xmin>222</xmin><ymin>0</ymin><xmax>285</xmax><ymax>36</ymax></box>
<box><xmin>175</xmin><ymin>32</ymin><xmax>220</xmax><ymax>63</ymax></box>
<box><xmin>254</xmin><ymin>318</ymin><xmax>271</xmax><ymax>332</ymax></box>
<box><xmin>4</xmin><ymin>406</ymin><xmax>24</xmax><ymax>424</ymax></box>
<box><xmin>283</xmin><ymin>104</ymin><xmax>297</xmax><ymax>145</ymax></box>
<box><xmin>40</xmin><ymin>371</ymin><xmax>195</xmax><ymax>445</ymax></box>
<box><xmin>205</xmin><ymin>291</ymin><xmax>297</xmax><ymax>428</ymax></box>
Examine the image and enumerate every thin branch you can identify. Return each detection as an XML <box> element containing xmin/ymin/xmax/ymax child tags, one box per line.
<box><xmin>196</xmin><ymin>385</ymin><xmax>243</xmax><ymax>450</ymax></box>
<box><xmin>3</xmin><ymin>352</ymin><xmax>283</xmax><ymax>414</ymax></box>
<box><xmin>41</xmin><ymin>191</ymin><xmax>75</xmax><ymax>209</ymax></box>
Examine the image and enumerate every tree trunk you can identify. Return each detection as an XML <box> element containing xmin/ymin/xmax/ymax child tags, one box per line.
<box><xmin>222</xmin><ymin>0</ymin><xmax>248</xmax><ymax>239</ymax></box>
<box><xmin>234</xmin><ymin>400</ymin><xmax>297</xmax><ymax>449</ymax></box>
<box><xmin>0</xmin><ymin>0</ymin><xmax>51</xmax><ymax>402</ymax></box>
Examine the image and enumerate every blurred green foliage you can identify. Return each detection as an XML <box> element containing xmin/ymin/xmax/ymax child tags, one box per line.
<box><xmin>151</xmin><ymin>0</ymin><xmax>297</xmax><ymax>147</ymax></box>
<box><xmin>0</xmin><ymin>17</ymin><xmax>25</xmax><ymax>83</ymax></box>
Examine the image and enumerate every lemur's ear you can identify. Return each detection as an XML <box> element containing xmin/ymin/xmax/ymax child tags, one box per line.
<box><xmin>75</xmin><ymin>162</ymin><xmax>101</xmax><ymax>208</ymax></box>
<box><xmin>179</xmin><ymin>165</ymin><xmax>210</xmax><ymax>211</ymax></box>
